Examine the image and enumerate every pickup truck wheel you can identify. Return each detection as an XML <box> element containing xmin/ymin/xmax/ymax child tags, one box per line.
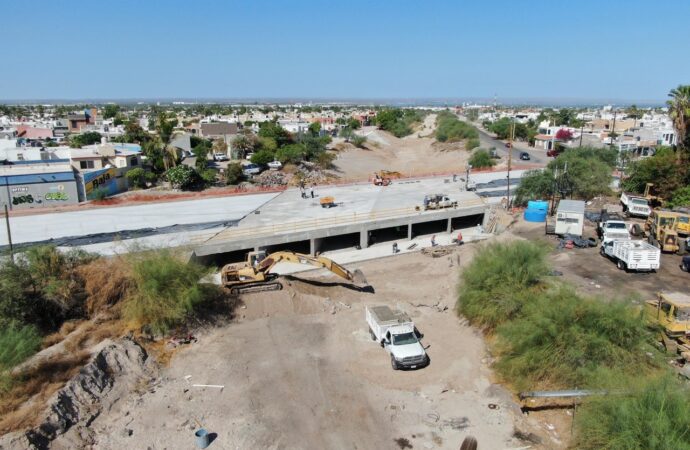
<box><xmin>369</xmin><ymin>328</ymin><xmax>376</xmax><ymax>341</ymax></box>
<box><xmin>682</xmin><ymin>262</ymin><xmax>688</xmax><ymax>272</ymax></box>
<box><xmin>600</xmin><ymin>246</ymin><xmax>605</xmax><ymax>256</ymax></box>
<box><xmin>390</xmin><ymin>355</ymin><xmax>399</xmax><ymax>370</ymax></box>
<box><xmin>617</xmin><ymin>260</ymin><xmax>626</xmax><ymax>270</ymax></box>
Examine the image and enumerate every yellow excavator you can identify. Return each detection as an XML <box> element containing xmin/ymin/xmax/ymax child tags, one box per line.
<box><xmin>221</xmin><ymin>250</ymin><xmax>367</xmax><ymax>295</ymax></box>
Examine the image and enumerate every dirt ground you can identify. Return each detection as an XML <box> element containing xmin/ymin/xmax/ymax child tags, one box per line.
<box><xmin>330</xmin><ymin>114</ymin><xmax>471</xmax><ymax>181</ymax></box>
<box><xmin>77</xmin><ymin>243</ymin><xmax>557</xmax><ymax>450</ymax></box>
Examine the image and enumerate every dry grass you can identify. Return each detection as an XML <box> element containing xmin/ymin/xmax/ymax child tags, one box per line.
<box><xmin>0</xmin><ymin>351</ymin><xmax>90</xmax><ymax>434</ymax></box>
<box><xmin>42</xmin><ymin>320</ymin><xmax>84</xmax><ymax>348</ymax></box>
<box><xmin>77</xmin><ymin>257</ymin><xmax>132</xmax><ymax>317</ymax></box>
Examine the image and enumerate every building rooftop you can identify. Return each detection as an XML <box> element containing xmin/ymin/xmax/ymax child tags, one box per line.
<box><xmin>557</xmin><ymin>199</ymin><xmax>585</xmax><ymax>214</ymax></box>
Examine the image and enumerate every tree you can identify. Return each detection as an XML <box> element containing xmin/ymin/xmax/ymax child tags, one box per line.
<box><xmin>225</xmin><ymin>162</ymin><xmax>244</xmax><ymax>185</ymax></box>
<box><xmin>667</xmin><ymin>186</ymin><xmax>690</xmax><ymax>209</ymax></box>
<box><xmin>555</xmin><ymin>129</ymin><xmax>573</xmax><ymax>141</ymax></box>
<box><xmin>68</xmin><ymin>131</ymin><xmax>102</xmax><ymax>148</ymax></box>
<box><xmin>251</xmin><ymin>150</ymin><xmax>275</xmax><ymax>165</ymax></box>
<box><xmin>258</xmin><ymin>121</ymin><xmax>292</xmax><ymax>147</ymax></box>
<box><xmin>232</xmin><ymin>133</ymin><xmax>258</xmax><ymax>159</ymax></box>
<box><xmin>347</xmin><ymin>118</ymin><xmax>361</xmax><ymax>130</ymax></box>
<box><xmin>212</xmin><ymin>139</ymin><xmax>228</xmax><ymax>156</ymax></box>
<box><xmin>103</xmin><ymin>104</ymin><xmax>120</xmax><ymax>119</ymax></box>
<box><xmin>622</xmin><ymin>147</ymin><xmax>686</xmax><ymax>199</ymax></box>
<box><xmin>276</xmin><ymin>144</ymin><xmax>306</xmax><ymax>164</ymax></box>
<box><xmin>308</xmin><ymin>122</ymin><xmax>321</xmax><ymax>137</ymax></box>
<box><xmin>667</xmin><ymin>85</ymin><xmax>690</xmax><ymax>152</ymax></box>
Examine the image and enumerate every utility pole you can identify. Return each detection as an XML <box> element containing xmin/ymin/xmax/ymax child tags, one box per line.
<box><xmin>579</xmin><ymin>119</ymin><xmax>585</xmax><ymax>147</ymax></box>
<box><xmin>609</xmin><ymin>109</ymin><xmax>617</xmax><ymax>148</ymax></box>
<box><xmin>506</xmin><ymin>120</ymin><xmax>514</xmax><ymax>208</ymax></box>
<box><xmin>4</xmin><ymin>204</ymin><xmax>13</xmax><ymax>262</ymax></box>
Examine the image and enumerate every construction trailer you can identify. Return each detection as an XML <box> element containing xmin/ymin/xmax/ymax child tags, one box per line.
<box><xmin>555</xmin><ymin>200</ymin><xmax>585</xmax><ymax>237</ymax></box>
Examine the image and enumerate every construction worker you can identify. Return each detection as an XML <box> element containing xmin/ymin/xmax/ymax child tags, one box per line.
<box><xmin>456</xmin><ymin>231</ymin><xmax>463</xmax><ymax>245</ymax></box>
<box><xmin>431</xmin><ymin>235</ymin><xmax>437</xmax><ymax>247</ymax></box>
<box><xmin>392</xmin><ymin>242</ymin><xmax>399</xmax><ymax>254</ymax></box>
<box><xmin>310</xmin><ymin>185</ymin><xmax>315</xmax><ymax>198</ymax></box>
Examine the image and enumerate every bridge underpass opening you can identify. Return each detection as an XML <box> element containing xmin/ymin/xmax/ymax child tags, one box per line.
<box><xmin>368</xmin><ymin>225</ymin><xmax>408</xmax><ymax>246</ymax></box>
<box><xmin>262</xmin><ymin>239</ymin><xmax>311</xmax><ymax>255</ymax></box>
<box><xmin>315</xmin><ymin>232</ymin><xmax>360</xmax><ymax>254</ymax></box>
<box><xmin>451</xmin><ymin>214</ymin><xmax>484</xmax><ymax>231</ymax></box>
<box><xmin>411</xmin><ymin>219</ymin><xmax>447</xmax><ymax>238</ymax></box>
<box><xmin>194</xmin><ymin>247</ymin><xmax>254</xmax><ymax>267</ymax></box>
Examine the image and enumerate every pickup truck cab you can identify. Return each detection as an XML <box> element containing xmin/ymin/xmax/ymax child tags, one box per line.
<box><xmin>600</xmin><ymin>220</ymin><xmax>631</xmax><ymax>244</ymax></box>
<box><xmin>242</xmin><ymin>163</ymin><xmax>261</xmax><ymax>176</ymax></box>
<box><xmin>366</xmin><ymin>305</ymin><xmax>428</xmax><ymax>370</ymax></box>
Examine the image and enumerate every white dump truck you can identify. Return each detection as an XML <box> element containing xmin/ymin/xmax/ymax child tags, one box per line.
<box><xmin>600</xmin><ymin>239</ymin><xmax>660</xmax><ymax>272</ymax></box>
<box><xmin>366</xmin><ymin>305</ymin><xmax>428</xmax><ymax>370</ymax></box>
<box><xmin>620</xmin><ymin>192</ymin><xmax>651</xmax><ymax>218</ymax></box>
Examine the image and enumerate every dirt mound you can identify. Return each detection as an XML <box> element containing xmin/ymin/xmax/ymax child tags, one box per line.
<box><xmin>0</xmin><ymin>338</ymin><xmax>155</xmax><ymax>450</ymax></box>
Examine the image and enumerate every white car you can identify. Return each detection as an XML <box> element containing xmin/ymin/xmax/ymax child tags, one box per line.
<box><xmin>242</xmin><ymin>163</ymin><xmax>261</xmax><ymax>176</ymax></box>
<box><xmin>213</xmin><ymin>152</ymin><xmax>229</xmax><ymax>161</ymax></box>
<box><xmin>267</xmin><ymin>160</ymin><xmax>283</xmax><ymax>170</ymax></box>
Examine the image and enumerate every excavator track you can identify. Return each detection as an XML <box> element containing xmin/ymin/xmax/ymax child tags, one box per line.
<box><xmin>229</xmin><ymin>281</ymin><xmax>283</xmax><ymax>296</ymax></box>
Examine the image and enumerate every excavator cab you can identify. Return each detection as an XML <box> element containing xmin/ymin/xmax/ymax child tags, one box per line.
<box><xmin>248</xmin><ymin>250</ymin><xmax>267</xmax><ymax>268</ymax></box>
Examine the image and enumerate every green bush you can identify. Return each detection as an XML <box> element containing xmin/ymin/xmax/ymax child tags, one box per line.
<box><xmin>276</xmin><ymin>143</ymin><xmax>306</xmax><ymax>164</ymax></box>
<box><xmin>225</xmin><ymin>162</ymin><xmax>244</xmax><ymax>185</ymax></box>
<box><xmin>0</xmin><ymin>322</ymin><xmax>41</xmax><ymax>373</ymax></box>
<box><xmin>457</xmin><ymin>240</ymin><xmax>549</xmax><ymax>329</ymax></box>
<box><xmin>351</xmin><ymin>135</ymin><xmax>367</xmax><ymax>148</ymax></box>
<box><xmin>315</xmin><ymin>151</ymin><xmax>336</xmax><ymax>169</ymax></box>
<box><xmin>165</xmin><ymin>165</ymin><xmax>200</xmax><ymax>190</ymax></box>
<box><xmin>435</xmin><ymin>112</ymin><xmax>479</xmax><ymax>143</ymax></box>
<box><xmin>200</xmin><ymin>168</ymin><xmax>218</xmax><ymax>185</ymax></box>
<box><xmin>575</xmin><ymin>376</ymin><xmax>690</xmax><ymax>450</ymax></box>
<box><xmin>468</xmin><ymin>149</ymin><xmax>495</xmax><ymax>169</ymax></box>
<box><xmin>466</xmin><ymin>138</ymin><xmax>480</xmax><ymax>151</ymax></box>
<box><xmin>93</xmin><ymin>188</ymin><xmax>108</xmax><ymax>201</ymax></box>
<box><xmin>251</xmin><ymin>149</ymin><xmax>276</xmax><ymax>166</ymax></box>
<box><xmin>126</xmin><ymin>167</ymin><xmax>147</xmax><ymax>189</ymax></box>
<box><xmin>122</xmin><ymin>250</ymin><xmax>219</xmax><ymax>334</ymax></box>
<box><xmin>495</xmin><ymin>286</ymin><xmax>651</xmax><ymax>389</ymax></box>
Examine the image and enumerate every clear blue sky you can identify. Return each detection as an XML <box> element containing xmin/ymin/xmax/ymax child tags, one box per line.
<box><xmin>1</xmin><ymin>0</ymin><xmax>688</xmax><ymax>103</ymax></box>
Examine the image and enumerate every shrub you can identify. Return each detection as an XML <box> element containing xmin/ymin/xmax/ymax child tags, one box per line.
<box><xmin>276</xmin><ymin>144</ymin><xmax>306</xmax><ymax>164</ymax></box>
<box><xmin>200</xmin><ymin>168</ymin><xmax>218</xmax><ymax>185</ymax></box>
<box><xmin>495</xmin><ymin>286</ymin><xmax>651</xmax><ymax>389</ymax></box>
<box><xmin>122</xmin><ymin>250</ymin><xmax>219</xmax><ymax>334</ymax></box>
<box><xmin>225</xmin><ymin>162</ymin><xmax>244</xmax><ymax>185</ymax></box>
<box><xmin>165</xmin><ymin>165</ymin><xmax>200</xmax><ymax>190</ymax></box>
<box><xmin>251</xmin><ymin>149</ymin><xmax>275</xmax><ymax>166</ymax></box>
<box><xmin>436</xmin><ymin>112</ymin><xmax>479</xmax><ymax>143</ymax></box>
<box><xmin>0</xmin><ymin>322</ymin><xmax>41</xmax><ymax>373</ymax></box>
<box><xmin>575</xmin><ymin>376</ymin><xmax>690</xmax><ymax>450</ymax></box>
<box><xmin>315</xmin><ymin>151</ymin><xmax>336</xmax><ymax>169</ymax></box>
<box><xmin>351</xmin><ymin>135</ymin><xmax>367</xmax><ymax>148</ymax></box>
<box><xmin>93</xmin><ymin>188</ymin><xmax>108</xmax><ymax>201</ymax></box>
<box><xmin>457</xmin><ymin>240</ymin><xmax>549</xmax><ymax>329</ymax></box>
<box><xmin>468</xmin><ymin>149</ymin><xmax>496</xmax><ymax>169</ymax></box>
<box><xmin>125</xmin><ymin>168</ymin><xmax>147</xmax><ymax>189</ymax></box>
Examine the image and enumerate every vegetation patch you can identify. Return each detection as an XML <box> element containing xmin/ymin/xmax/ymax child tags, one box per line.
<box><xmin>435</xmin><ymin>111</ymin><xmax>479</xmax><ymax>147</ymax></box>
<box><xmin>375</xmin><ymin>109</ymin><xmax>426</xmax><ymax>137</ymax></box>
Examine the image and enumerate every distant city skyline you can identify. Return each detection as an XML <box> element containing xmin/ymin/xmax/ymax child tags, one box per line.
<box><xmin>1</xmin><ymin>0</ymin><xmax>688</xmax><ymax>102</ymax></box>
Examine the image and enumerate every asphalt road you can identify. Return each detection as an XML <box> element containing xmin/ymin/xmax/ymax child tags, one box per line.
<box><xmin>458</xmin><ymin>115</ymin><xmax>547</xmax><ymax>166</ymax></box>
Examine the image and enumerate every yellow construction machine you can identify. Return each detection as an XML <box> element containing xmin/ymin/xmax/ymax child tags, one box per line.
<box><xmin>644</xmin><ymin>210</ymin><xmax>681</xmax><ymax>253</ymax></box>
<box><xmin>645</xmin><ymin>292</ymin><xmax>690</xmax><ymax>359</ymax></box>
<box><xmin>221</xmin><ymin>250</ymin><xmax>367</xmax><ymax>295</ymax></box>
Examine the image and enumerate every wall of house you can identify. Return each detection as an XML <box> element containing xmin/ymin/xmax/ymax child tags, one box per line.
<box><xmin>0</xmin><ymin>178</ymin><xmax>79</xmax><ymax>210</ymax></box>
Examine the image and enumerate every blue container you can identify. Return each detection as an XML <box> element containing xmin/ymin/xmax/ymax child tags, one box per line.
<box><xmin>195</xmin><ymin>429</ymin><xmax>210</xmax><ymax>449</ymax></box>
<box><xmin>527</xmin><ymin>200</ymin><xmax>548</xmax><ymax>211</ymax></box>
<box><xmin>524</xmin><ymin>209</ymin><xmax>547</xmax><ymax>222</ymax></box>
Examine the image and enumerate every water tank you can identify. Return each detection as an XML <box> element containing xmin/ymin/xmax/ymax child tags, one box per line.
<box><xmin>524</xmin><ymin>200</ymin><xmax>548</xmax><ymax>222</ymax></box>
<box><xmin>527</xmin><ymin>200</ymin><xmax>548</xmax><ymax>211</ymax></box>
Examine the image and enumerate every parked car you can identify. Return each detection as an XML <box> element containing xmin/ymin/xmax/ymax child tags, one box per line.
<box><xmin>546</xmin><ymin>148</ymin><xmax>561</xmax><ymax>157</ymax></box>
<box><xmin>489</xmin><ymin>148</ymin><xmax>500</xmax><ymax>159</ymax></box>
<box><xmin>681</xmin><ymin>254</ymin><xmax>690</xmax><ymax>272</ymax></box>
<box><xmin>267</xmin><ymin>160</ymin><xmax>283</xmax><ymax>170</ymax></box>
<box><xmin>519</xmin><ymin>151</ymin><xmax>530</xmax><ymax>160</ymax></box>
<box><xmin>242</xmin><ymin>163</ymin><xmax>261</xmax><ymax>176</ymax></box>
<box><xmin>505</xmin><ymin>142</ymin><xmax>513</xmax><ymax>148</ymax></box>
<box><xmin>213</xmin><ymin>152</ymin><xmax>229</xmax><ymax>161</ymax></box>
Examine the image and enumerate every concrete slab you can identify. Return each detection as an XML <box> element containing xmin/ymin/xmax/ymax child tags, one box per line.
<box><xmin>3</xmin><ymin>193</ymin><xmax>278</xmax><ymax>245</ymax></box>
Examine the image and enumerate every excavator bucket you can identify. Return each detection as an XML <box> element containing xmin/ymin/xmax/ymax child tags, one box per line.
<box><xmin>351</xmin><ymin>269</ymin><xmax>368</xmax><ymax>286</ymax></box>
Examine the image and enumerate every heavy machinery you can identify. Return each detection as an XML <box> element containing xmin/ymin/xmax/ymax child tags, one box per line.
<box><xmin>221</xmin><ymin>250</ymin><xmax>367</xmax><ymax>295</ymax></box>
<box><xmin>422</xmin><ymin>193</ymin><xmax>457</xmax><ymax>210</ymax></box>
<box><xmin>372</xmin><ymin>173</ymin><xmax>391</xmax><ymax>186</ymax></box>
<box><xmin>644</xmin><ymin>210</ymin><xmax>681</xmax><ymax>253</ymax></box>
<box><xmin>645</xmin><ymin>292</ymin><xmax>690</xmax><ymax>359</ymax></box>
<box><xmin>319</xmin><ymin>196</ymin><xmax>336</xmax><ymax>208</ymax></box>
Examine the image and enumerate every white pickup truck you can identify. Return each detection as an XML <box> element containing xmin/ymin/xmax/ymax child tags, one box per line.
<box><xmin>620</xmin><ymin>192</ymin><xmax>651</xmax><ymax>218</ymax></box>
<box><xmin>366</xmin><ymin>305</ymin><xmax>428</xmax><ymax>370</ymax></box>
<box><xmin>600</xmin><ymin>220</ymin><xmax>631</xmax><ymax>244</ymax></box>
<box><xmin>600</xmin><ymin>239</ymin><xmax>660</xmax><ymax>272</ymax></box>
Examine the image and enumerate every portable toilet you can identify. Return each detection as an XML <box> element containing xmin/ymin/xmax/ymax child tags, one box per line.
<box><xmin>555</xmin><ymin>199</ymin><xmax>585</xmax><ymax>236</ymax></box>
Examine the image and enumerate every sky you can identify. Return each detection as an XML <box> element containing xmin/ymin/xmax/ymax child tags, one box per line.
<box><xmin>1</xmin><ymin>0</ymin><xmax>688</xmax><ymax>103</ymax></box>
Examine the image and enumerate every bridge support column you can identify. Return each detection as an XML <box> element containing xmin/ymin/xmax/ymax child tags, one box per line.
<box><xmin>310</xmin><ymin>238</ymin><xmax>323</xmax><ymax>256</ymax></box>
<box><xmin>447</xmin><ymin>218</ymin><xmax>453</xmax><ymax>233</ymax></box>
<box><xmin>360</xmin><ymin>229</ymin><xmax>369</xmax><ymax>249</ymax></box>
<box><xmin>407</xmin><ymin>223</ymin><xmax>413</xmax><ymax>240</ymax></box>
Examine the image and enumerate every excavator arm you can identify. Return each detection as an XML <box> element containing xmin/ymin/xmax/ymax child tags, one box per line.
<box><xmin>257</xmin><ymin>251</ymin><xmax>364</xmax><ymax>283</ymax></box>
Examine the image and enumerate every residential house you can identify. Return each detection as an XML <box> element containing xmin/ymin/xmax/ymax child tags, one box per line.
<box><xmin>199</xmin><ymin>122</ymin><xmax>238</xmax><ymax>139</ymax></box>
<box><xmin>70</xmin><ymin>142</ymin><xmax>142</xmax><ymax>200</ymax></box>
<box><xmin>0</xmin><ymin>161</ymin><xmax>79</xmax><ymax>210</ymax></box>
<box><xmin>67</xmin><ymin>108</ymin><xmax>97</xmax><ymax>132</ymax></box>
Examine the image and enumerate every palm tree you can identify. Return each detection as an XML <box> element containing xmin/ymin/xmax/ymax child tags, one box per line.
<box><xmin>667</xmin><ymin>85</ymin><xmax>690</xmax><ymax>153</ymax></box>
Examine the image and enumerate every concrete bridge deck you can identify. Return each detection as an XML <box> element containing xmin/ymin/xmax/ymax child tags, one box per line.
<box><xmin>192</xmin><ymin>176</ymin><xmax>488</xmax><ymax>259</ymax></box>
